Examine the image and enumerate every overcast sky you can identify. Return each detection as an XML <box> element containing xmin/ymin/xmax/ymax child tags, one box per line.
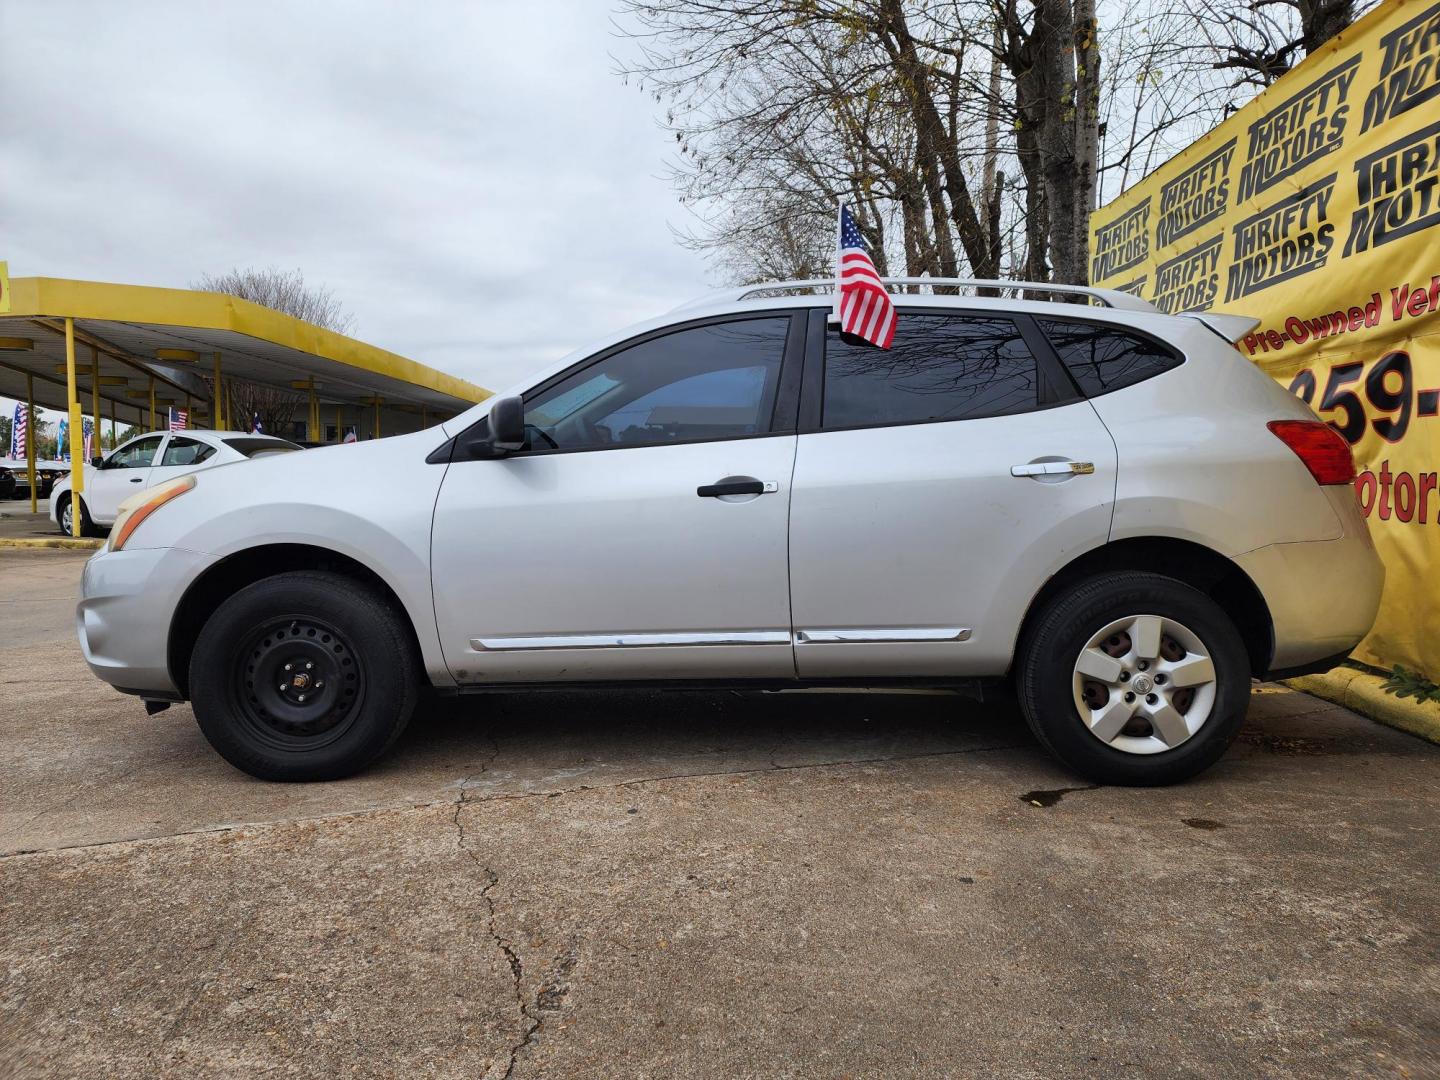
<box><xmin>0</xmin><ymin>0</ymin><xmax>711</xmax><ymax>416</ymax></box>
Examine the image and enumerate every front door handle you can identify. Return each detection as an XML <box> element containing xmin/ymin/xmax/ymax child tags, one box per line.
<box><xmin>697</xmin><ymin>477</ymin><xmax>778</xmax><ymax>498</ymax></box>
<box><xmin>129</xmin><ymin>477</ymin><xmax>144</xmax><ymax>483</ymax></box>
<box><xmin>1010</xmin><ymin>461</ymin><xmax>1094</xmax><ymax>477</ymax></box>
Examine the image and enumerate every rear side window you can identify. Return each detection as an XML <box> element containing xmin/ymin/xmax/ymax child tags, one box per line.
<box><xmin>223</xmin><ymin>437</ymin><xmax>302</xmax><ymax>458</ymax></box>
<box><xmin>1040</xmin><ymin>319</ymin><xmax>1181</xmax><ymax>397</ymax></box>
<box><xmin>822</xmin><ymin>315</ymin><xmax>1038</xmax><ymax>429</ymax></box>
<box><xmin>160</xmin><ymin>437</ymin><xmax>217</xmax><ymax>467</ymax></box>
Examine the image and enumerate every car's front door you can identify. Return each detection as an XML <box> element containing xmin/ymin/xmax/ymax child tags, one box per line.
<box><xmin>788</xmin><ymin>309</ymin><xmax>1118</xmax><ymax>678</ymax></box>
<box><xmin>431</xmin><ymin>312</ymin><xmax>804</xmax><ymax>684</ymax></box>
<box><xmin>89</xmin><ymin>434</ymin><xmax>166</xmax><ymax>522</ymax></box>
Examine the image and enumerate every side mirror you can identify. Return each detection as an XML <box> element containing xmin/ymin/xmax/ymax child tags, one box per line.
<box><xmin>464</xmin><ymin>395</ymin><xmax>527</xmax><ymax>459</ymax></box>
<box><xmin>91</xmin><ymin>456</ymin><xmax>104</xmax><ymax>469</ymax></box>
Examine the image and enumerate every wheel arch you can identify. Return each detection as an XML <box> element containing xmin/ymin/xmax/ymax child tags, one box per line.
<box><xmin>1013</xmin><ymin>537</ymin><xmax>1274</xmax><ymax>678</ymax></box>
<box><xmin>167</xmin><ymin>543</ymin><xmax>427</xmax><ymax>698</ymax></box>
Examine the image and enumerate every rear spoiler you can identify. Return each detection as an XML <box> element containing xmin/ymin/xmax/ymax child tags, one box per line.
<box><xmin>1182</xmin><ymin>311</ymin><xmax>1262</xmax><ymax>344</ymax></box>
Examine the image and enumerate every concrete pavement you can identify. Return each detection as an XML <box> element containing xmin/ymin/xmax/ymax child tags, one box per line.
<box><xmin>2</xmin><ymin>548</ymin><xmax>1437</xmax><ymax>1077</ymax></box>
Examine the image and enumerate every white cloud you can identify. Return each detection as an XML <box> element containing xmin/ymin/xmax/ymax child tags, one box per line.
<box><xmin>0</xmin><ymin>0</ymin><xmax>712</xmax><ymax>399</ymax></box>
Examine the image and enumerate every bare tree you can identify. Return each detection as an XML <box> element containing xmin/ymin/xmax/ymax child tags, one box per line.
<box><xmin>191</xmin><ymin>266</ymin><xmax>354</xmax><ymax>434</ymax></box>
<box><xmin>192</xmin><ymin>266</ymin><xmax>355</xmax><ymax>334</ymax></box>
<box><xmin>619</xmin><ymin>0</ymin><xmax>1366</xmax><ymax>287</ymax></box>
<box><xmin>1160</xmin><ymin>0</ymin><xmax>1366</xmax><ymax>92</ymax></box>
<box><xmin>618</xmin><ymin>0</ymin><xmax>1162</xmax><ymax>287</ymax></box>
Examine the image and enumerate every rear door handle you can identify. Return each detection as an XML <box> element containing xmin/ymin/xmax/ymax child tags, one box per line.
<box><xmin>697</xmin><ymin>478</ymin><xmax>777</xmax><ymax>497</ymax></box>
<box><xmin>1010</xmin><ymin>461</ymin><xmax>1094</xmax><ymax>477</ymax></box>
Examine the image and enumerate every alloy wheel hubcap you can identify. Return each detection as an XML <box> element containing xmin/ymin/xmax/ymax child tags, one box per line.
<box><xmin>1071</xmin><ymin>614</ymin><xmax>1218</xmax><ymax>755</ymax></box>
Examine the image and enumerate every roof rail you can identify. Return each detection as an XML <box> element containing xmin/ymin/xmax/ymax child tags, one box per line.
<box><xmin>672</xmin><ymin>277</ymin><xmax>1158</xmax><ymax>313</ymax></box>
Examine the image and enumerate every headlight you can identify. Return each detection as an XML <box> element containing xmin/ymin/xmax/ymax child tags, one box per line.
<box><xmin>110</xmin><ymin>475</ymin><xmax>197</xmax><ymax>552</ymax></box>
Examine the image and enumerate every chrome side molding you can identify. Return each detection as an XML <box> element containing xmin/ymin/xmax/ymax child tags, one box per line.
<box><xmin>471</xmin><ymin>630</ymin><xmax>791</xmax><ymax>651</ymax></box>
<box><xmin>471</xmin><ymin>628</ymin><xmax>972</xmax><ymax>651</ymax></box>
<box><xmin>795</xmin><ymin>628</ymin><xmax>971</xmax><ymax>644</ymax></box>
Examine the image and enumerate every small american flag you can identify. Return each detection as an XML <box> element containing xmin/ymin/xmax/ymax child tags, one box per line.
<box><xmin>82</xmin><ymin>418</ymin><xmax>94</xmax><ymax>461</ymax></box>
<box><xmin>251</xmin><ymin>411</ymin><xmax>263</xmax><ymax>434</ymax></box>
<box><xmin>10</xmin><ymin>403</ymin><xmax>24</xmax><ymax>459</ymax></box>
<box><xmin>834</xmin><ymin>204</ymin><xmax>896</xmax><ymax>349</ymax></box>
<box><xmin>169</xmin><ymin>407</ymin><xmax>189</xmax><ymax>432</ymax></box>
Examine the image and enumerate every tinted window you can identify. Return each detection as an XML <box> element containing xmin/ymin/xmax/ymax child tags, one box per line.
<box><xmin>1041</xmin><ymin>319</ymin><xmax>1181</xmax><ymax>397</ymax></box>
<box><xmin>108</xmin><ymin>436</ymin><xmax>163</xmax><ymax>469</ymax></box>
<box><xmin>822</xmin><ymin>315</ymin><xmax>1038</xmax><ymax>428</ymax></box>
<box><xmin>222</xmin><ymin>437</ymin><xmax>302</xmax><ymax>458</ymax></box>
<box><xmin>523</xmin><ymin>317</ymin><xmax>789</xmax><ymax>452</ymax></box>
<box><xmin>160</xmin><ymin>437</ymin><xmax>217</xmax><ymax>467</ymax></box>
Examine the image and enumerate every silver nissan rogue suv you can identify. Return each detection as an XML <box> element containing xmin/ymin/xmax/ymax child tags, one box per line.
<box><xmin>74</xmin><ymin>279</ymin><xmax>1383</xmax><ymax>785</ymax></box>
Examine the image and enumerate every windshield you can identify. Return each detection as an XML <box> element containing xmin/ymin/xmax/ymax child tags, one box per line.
<box><xmin>222</xmin><ymin>437</ymin><xmax>303</xmax><ymax>458</ymax></box>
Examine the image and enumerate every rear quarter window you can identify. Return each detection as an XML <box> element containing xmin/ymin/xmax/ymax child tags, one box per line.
<box><xmin>223</xmin><ymin>438</ymin><xmax>302</xmax><ymax>458</ymax></box>
<box><xmin>1040</xmin><ymin>319</ymin><xmax>1182</xmax><ymax>397</ymax></box>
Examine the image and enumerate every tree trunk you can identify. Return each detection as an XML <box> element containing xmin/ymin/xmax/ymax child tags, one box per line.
<box><xmin>1299</xmin><ymin>0</ymin><xmax>1355</xmax><ymax>56</ymax></box>
<box><xmin>1029</xmin><ymin>0</ymin><xmax>1082</xmax><ymax>284</ymax></box>
<box><xmin>1072</xmin><ymin>0</ymin><xmax>1100</xmax><ymax>284</ymax></box>
<box><xmin>875</xmin><ymin>0</ymin><xmax>998</xmax><ymax>279</ymax></box>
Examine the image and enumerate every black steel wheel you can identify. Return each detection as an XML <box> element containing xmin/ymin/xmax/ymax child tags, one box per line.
<box><xmin>232</xmin><ymin>615</ymin><xmax>367</xmax><ymax>750</ymax></box>
<box><xmin>190</xmin><ymin>570</ymin><xmax>420</xmax><ymax>781</ymax></box>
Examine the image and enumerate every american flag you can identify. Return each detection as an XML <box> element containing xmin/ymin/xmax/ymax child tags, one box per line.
<box><xmin>10</xmin><ymin>402</ymin><xmax>25</xmax><ymax>459</ymax></box>
<box><xmin>834</xmin><ymin>204</ymin><xmax>896</xmax><ymax>349</ymax></box>
<box><xmin>169</xmin><ymin>407</ymin><xmax>189</xmax><ymax>432</ymax></box>
<box><xmin>82</xmin><ymin>417</ymin><xmax>94</xmax><ymax>462</ymax></box>
<box><xmin>251</xmin><ymin>411</ymin><xmax>263</xmax><ymax>434</ymax></box>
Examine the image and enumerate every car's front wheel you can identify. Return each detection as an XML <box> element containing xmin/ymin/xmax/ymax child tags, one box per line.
<box><xmin>190</xmin><ymin>570</ymin><xmax>420</xmax><ymax>781</ymax></box>
<box><xmin>57</xmin><ymin>493</ymin><xmax>100</xmax><ymax>537</ymax></box>
<box><xmin>1016</xmin><ymin>571</ymin><xmax>1251</xmax><ymax>786</ymax></box>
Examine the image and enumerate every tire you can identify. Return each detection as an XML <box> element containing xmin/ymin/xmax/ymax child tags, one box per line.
<box><xmin>1015</xmin><ymin>571</ymin><xmax>1251</xmax><ymax>786</ymax></box>
<box><xmin>58</xmin><ymin>494</ymin><xmax>100</xmax><ymax>537</ymax></box>
<box><xmin>189</xmin><ymin>570</ymin><xmax>420</xmax><ymax>781</ymax></box>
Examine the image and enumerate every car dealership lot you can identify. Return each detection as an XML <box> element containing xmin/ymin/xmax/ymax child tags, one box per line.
<box><xmin>2</xmin><ymin>548</ymin><xmax>1436</xmax><ymax>1078</ymax></box>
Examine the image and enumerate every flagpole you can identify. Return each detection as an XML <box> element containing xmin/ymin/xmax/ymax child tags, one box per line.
<box><xmin>830</xmin><ymin>198</ymin><xmax>844</xmax><ymax>326</ymax></box>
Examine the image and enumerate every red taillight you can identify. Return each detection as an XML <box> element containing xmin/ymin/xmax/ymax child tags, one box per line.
<box><xmin>1267</xmin><ymin>420</ymin><xmax>1356</xmax><ymax>485</ymax></box>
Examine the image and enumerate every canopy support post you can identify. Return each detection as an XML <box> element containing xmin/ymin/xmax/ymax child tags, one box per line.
<box><xmin>64</xmin><ymin>317</ymin><xmax>84</xmax><ymax>537</ymax></box>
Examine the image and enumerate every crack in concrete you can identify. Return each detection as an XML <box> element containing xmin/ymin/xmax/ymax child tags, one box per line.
<box><xmin>450</xmin><ymin>740</ymin><xmax>542</xmax><ymax>1080</ymax></box>
<box><xmin>1</xmin><ymin>741</ymin><xmax>1027</xmax><ymax>859</ymax></box>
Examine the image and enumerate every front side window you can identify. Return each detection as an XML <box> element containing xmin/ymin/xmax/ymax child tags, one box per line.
<box><xmin>522</xmin><ymin>316</ymin><xmax>790</xmax><ymax>452</ymax></box>
<box><xmin>1040</xmin><ymin>319</ymin><xmax>1182</xmax><ymax>397</ymax></box>
<box><xmin>159</xmin><ymin>437</ymin><xmax>217</xmax><ymax>467</ymax></box>
<box><xmin>822</xmin><ymin>315</ymin><xmax>1039</xmax><ymax>429</ymax></box>
<box><xmin>108</xmin><ymin>436</ymin><xmax>163</xmax><ymax>469</ymax></box>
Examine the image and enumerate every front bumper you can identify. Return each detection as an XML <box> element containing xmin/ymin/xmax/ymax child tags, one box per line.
<box><xmin>77</xmin><ymin>546</ymin><xmax>218</xmax><ymax>695</ymax></box>
<box><xmin>1234</xmin><ymin>531</ymin><xmax>1385</xmax><ymax>674</ymax></box>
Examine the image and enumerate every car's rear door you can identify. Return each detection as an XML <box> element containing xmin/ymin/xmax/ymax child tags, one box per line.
<box><xmin>431</xmin><ymin>311</ymin><xmax>805</xmax><ymax>684</ymax></box>
<box><xmin>787</xmin><ymin>307</ymin><xmax>1118</xmax><ymax>678</ymax></box>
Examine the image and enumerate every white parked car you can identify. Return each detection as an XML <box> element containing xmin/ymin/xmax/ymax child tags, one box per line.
<box><xmin>73</xmin><ymin>279</ymin><xmax>1382</xmax><ymax>785</ymax></box>
<box><xmin>51</xmin><ymin>429</ymin><xmax>300</xmax><ymax>535</ymax></box>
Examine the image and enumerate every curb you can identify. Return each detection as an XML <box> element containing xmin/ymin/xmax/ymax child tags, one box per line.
<box><xmin>1287</xmin><ymin>668</ymin><xmax>1440</xmax><ymax>746</ymax></box>
<box><xmin>0</xmin><ymin>537</ymin><xmax>103</xmax><ymax>551</ymax></box>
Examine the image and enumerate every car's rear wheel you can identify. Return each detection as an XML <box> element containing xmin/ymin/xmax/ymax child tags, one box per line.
<box><xmin>189</xmin><ymin>570</ymin><xmax>419</xmax><ymax>781</ymax></box>
<box><xmin>1016</xmin><ymin>571</ymin><xmax>1251</xmax><ymax>786</ymax></box>
<box><xmin>57</xmin><ymin>494</ymin><xmax>100</xmax><ymax>538</ymax></box>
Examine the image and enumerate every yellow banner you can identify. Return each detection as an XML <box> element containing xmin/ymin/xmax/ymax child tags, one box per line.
<box><xmin>1089</xmin><ymin>0</ymin><xmax>1440</xmax><ymax>677</ymax></box>
<box><xmin>0</xmin><ymin>262</ymin><xmax>10</xmax><ymax>314</ymax></box>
